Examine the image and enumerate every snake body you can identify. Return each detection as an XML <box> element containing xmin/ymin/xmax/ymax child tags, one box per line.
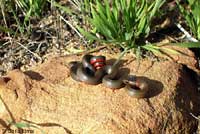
<box><xmin>69</xmin><ymin>54</ymin><xmax>148</xmax><ymax>98</ymax></box>
<box><xmin>124</xmin><ymin>77</ymin><xmax>148</xmax><ymax>98</ymax></box>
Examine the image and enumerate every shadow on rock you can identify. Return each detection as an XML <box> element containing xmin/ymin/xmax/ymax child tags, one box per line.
<box><xmin>24</xmin><ymin>71</ymin><xmax>44</xmax><ymax>81</ymax></box>
<box><xmin>0</xmin><ymin>77</ymin><xmax>11</xmax><ymax>85</ymax></box>
<box><xmin>174</xmin><ymin>66</ymin><xmax>200</xmax><ymax>116</ymax></box>
<box><xmin>136</xmin><ymin>76</ymin><xmax>164</xmax><ymax>98</ymax></box>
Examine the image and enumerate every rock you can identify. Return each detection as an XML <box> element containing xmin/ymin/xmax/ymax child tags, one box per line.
<box><xmin>0</xmin><ymin>51</ymin><xmax>199</xmax><ymax>134</ymax></box>
<box><xmin>0</xmin><ymin>69</ymin><xmax>32</xmax><ymax>129</ymax></box>
<box><xmin>155</xmin><ymin>44</ymin><xmax>200</xmax><ymax>74</ymax></box>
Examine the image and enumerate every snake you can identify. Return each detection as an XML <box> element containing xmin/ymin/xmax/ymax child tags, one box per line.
<box><xmin>69</xmin><ymin>54</ymin><xmax>148</xmax><ymax>98</ymax></box>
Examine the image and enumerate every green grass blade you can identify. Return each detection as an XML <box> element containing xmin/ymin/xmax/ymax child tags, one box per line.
<box><xmin>160</xmin><ymin>47</ymin><xmax>180</xmax><ymax>55</ymax></box>
<box><xmin>149</xmin><ymin>0</ymin><xmax>165</xmax><ymax>19</ymax></box>
<box><xmin>8</xmin><ymin>121</ymin><xmax>45</xmax><ymax>134</ymax></box>
<box><xmin>48</xmin><ymin>0</ymin><xmax>73</xmax><ymax>14</ymax></box>
<box><xmin>95</xmin><ymin>0</ymin><xmax>117</xmax><ymax>36</ymax></box>
<box><xmin>105</xmin><ymin>0</ymin><xmax>118</xmax><ymax>34</ymax></box>
<box><xmin>142</xmin><ymin>44</ymin><xmax>163</xmax><ymax>55</ymax></box>
<box><xmin>171</xmin><ymin>42</ymin><xmax>200</xmax><ymax>48</ymax></box>
<box><xmin>77</xmin><ymin>26</ymin><xmax>99</xmax><ymax>41</ymax></box>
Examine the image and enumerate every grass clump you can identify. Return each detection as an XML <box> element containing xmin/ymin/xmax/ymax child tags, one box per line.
<box><xmin>78</xmin><ymin>0</ymin><xmax>166</xmax><ymax>52</ymax></box>
<box><xmin>0</xmin><ymin>0</ymin><xmax>47</xmax><ymax>35</ymax></box>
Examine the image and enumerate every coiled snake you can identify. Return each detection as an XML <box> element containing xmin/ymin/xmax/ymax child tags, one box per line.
<box><xmin>69</xmin><ymin>54</ymin><xmax>148</xmax><ymax>98</ymax></box>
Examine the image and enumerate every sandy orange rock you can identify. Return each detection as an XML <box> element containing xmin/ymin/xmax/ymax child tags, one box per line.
<box><xmin>0</xmin><ymin>51</ymin><xmax>199</xmax><ymax>134</ymax></box>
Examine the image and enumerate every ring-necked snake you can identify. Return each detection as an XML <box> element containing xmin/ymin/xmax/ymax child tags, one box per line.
<box><xmin>69</xmin><ymin>54</ymin><xmax>148</xmax><ymax>98</ymax></box>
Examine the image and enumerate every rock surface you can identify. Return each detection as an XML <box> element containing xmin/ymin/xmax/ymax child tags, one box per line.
<box><xmin>0</xmin><ymin>51</ymin><xmax>200</xmax><ymax>134</ymax></box>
